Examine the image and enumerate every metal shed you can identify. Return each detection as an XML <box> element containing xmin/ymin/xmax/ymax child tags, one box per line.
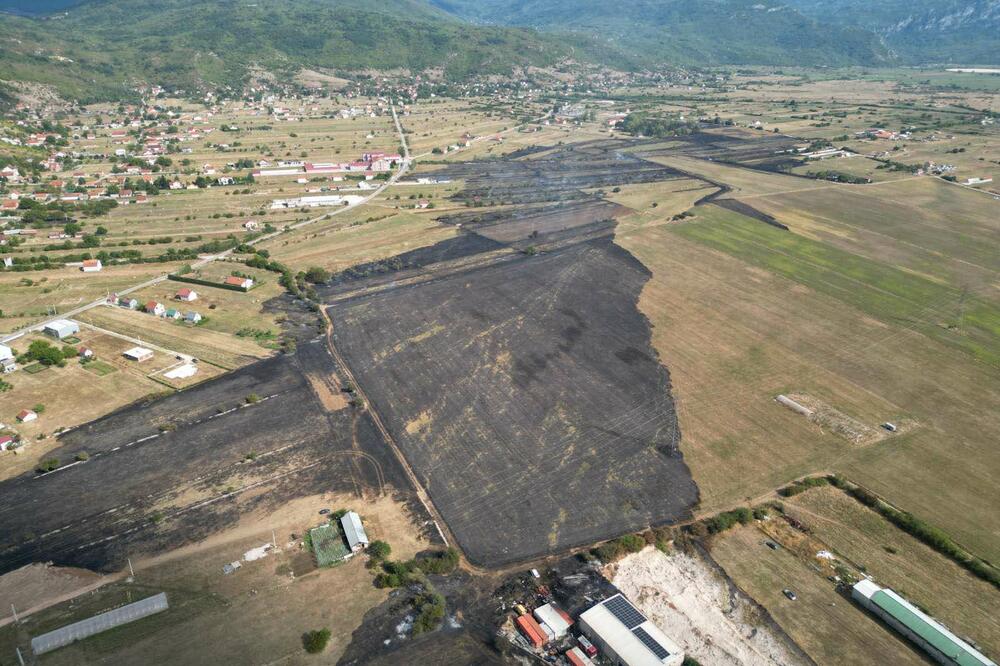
<box><xmin>340</xmin><ymin>511</ymin><xmax>369</xmax><ymax>551</ymax></box>
<box><xmin>43</xmin><ymin>319</ymin><xmax>79</xmax><ymax>340</ymax></box>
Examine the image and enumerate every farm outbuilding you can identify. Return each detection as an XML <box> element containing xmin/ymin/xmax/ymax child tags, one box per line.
<box><xmin>0</xmin><ymin>344</ymin><xmax>12</xmax><ymax>362</ymax></box>
<box><xmin>340</xmin><ymin>511</ymin><xmax>369</xmax><ymax>551</ymax></box>
<box><xmin>852</xmin><ymin>581</ymin><xmax>996</xmax><ymax>666</ymax></box>
<box><xmin>17</xmin><ymin>409</ymin><xmax>37</xmax><ymax>423</ymax></box>
<box><xmin>579</xmin><ymin>594</ymin><xmax>684</xmax><ymax>666</ymax></box>
<box><xmin>123</xmin><ymin>347</ymin><xmax>154</xmax><ymax>362</ymax></box>
<box><xmin>534</xmin><ymin>603</ymin><xmax>573</xmax><ymax>639</ymax></box>
<box><xmin>43</xmin><ymin>320</ymin><xmax>79</xmax><ymax>340</ymax></box>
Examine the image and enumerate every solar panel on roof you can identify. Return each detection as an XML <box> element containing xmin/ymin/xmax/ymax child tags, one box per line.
<box><xmin>603</xmin><ymin>595</ymin><xmax>645</xmax><ymax>629</ymax></box>
<box><xmin>633</xmin><ymin>626</ymin><xmax>671</xmax><ymax>660</ymax></box>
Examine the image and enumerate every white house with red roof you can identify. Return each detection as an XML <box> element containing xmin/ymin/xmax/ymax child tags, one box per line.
<box><xmin>224</xmin><ymin>276</ymin><xmax>253</xmax><ymax>290</ymax></box>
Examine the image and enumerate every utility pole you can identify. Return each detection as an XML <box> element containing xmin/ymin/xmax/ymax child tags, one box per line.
<box><xmin>10</xmin><ymin>604</ymin><xmax>18</xmax><ymax>624</ymax></box>
<box><xmin>271</xmin><ymin>529</ymin><xmax>277</xmax><ymax>549</ymax></box>
<box><xmin>15</xmin><ymin>646</ymin><xmax>24</xmax><ymax>666</ymax></box>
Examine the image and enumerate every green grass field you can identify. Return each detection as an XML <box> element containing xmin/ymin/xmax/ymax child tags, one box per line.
<box><xmin>674</xmin><ymin>205</ymin><xmax>1000</xmax><ymax>368</ymax></box>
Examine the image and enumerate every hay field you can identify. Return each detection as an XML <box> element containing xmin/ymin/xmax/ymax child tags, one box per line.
<box><xmin>403</xmin><ymin>98</ymin><xmax>520</xmax><ymax>155</ymax></box>
<box><xmin>617</xmin><ymin>205</ymin><xmax>1000</xmax><ymax>562</ymax></box>
<box><xmin>712</xmin><ymin>526</ymin><xmax>926</xmax><ymax>666</ymax></box>
<box><xmin>0</xmin><ymin>263</ymin><xmax>189</xmax><ymax>335</ymax></box>
<box><xmin>783</xmin><ymin>486</ymin><xmax>1000</xmax><ymax>656</ymax></box>
<box><xmin>263</xmin><ymin>208</ymin><xmax>457</xmax><ymax>274</ymax></box>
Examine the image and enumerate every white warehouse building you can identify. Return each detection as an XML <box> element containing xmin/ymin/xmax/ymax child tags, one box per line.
<box><xmin>270</xmin><ymin>195</ymin><xmax>364</xmax><ymax>210</ymax></box>
<box><xmin>579</xmin><ymin>594</ymin><xmax>684</xmax><ymax>666</ymax></box>
<box><xmin>43</xmin><ymin>319</ymin><xmax>79</xmax><ymax>340</ymax></box>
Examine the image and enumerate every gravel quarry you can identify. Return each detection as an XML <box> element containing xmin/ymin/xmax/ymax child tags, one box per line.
<box><xmin>610</xmin><ymin>547</ymin><xmax>812</xmax><ymax>666</ymax></box>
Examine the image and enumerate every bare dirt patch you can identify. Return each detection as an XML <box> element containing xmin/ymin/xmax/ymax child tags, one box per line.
<box><xmin>0</xmin><ymin>564</ymin><xmax>101</xmax><ymax>620</ymax></box>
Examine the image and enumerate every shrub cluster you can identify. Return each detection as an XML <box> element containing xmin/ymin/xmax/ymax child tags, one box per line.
<box><xmin>412</xmin><ymin>592</ymin><xmax>446</xmax><ymax>635</ymax></box>
<box><xmin>373</xmin><ymin>548</ymin><xmax>460</xmax><ymax>588</ymax></box>
<box><xmin>594</xmin><ymin>533</ymin><xmax>647</xmax><ymax>563</ymax></box>
<box><xmin>704</xmin><ymin>507</ymin><xmax>754</xmax><ymax>534</ymax></box>
<box><xmin>302</xmin><ymin>628</ymin><xmax>330</xmax><ymax>654</ymax></box>
<box><xmin>778</xmin><ymin>476</ymin><xmax>829</xmax><ymax>497</ymax></box>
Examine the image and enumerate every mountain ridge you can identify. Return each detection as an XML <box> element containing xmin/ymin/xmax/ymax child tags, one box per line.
<box><xmin>2</xmin><ymin>0</ymin><xmax>998</xmax><ymax>107</ymax></box>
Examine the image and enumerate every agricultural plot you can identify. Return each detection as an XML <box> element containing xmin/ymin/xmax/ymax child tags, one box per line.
<box><xmin>77</xmin><ymin>305</ymin><xmax>270</xmax><ymax>370</ymax></box>
<box><xmin>782</xmin><ymin>487</ymin><xmax>1000</xmax><ymax>657</ymax></box>
<box><xmin>711</xmin><ymin>526</ymin><xmax>927</xmax><ymax>666</ymax></box>
<box><xmin>675</xmin><ymin>206</ymin><xmax>1000</xmax><ymax>367</ymax></box>
<box><xmin>739</xmin><ymin>176</ymin><xmax>1000</xmax><ymax>296</ymax></box>
<box><xmin>310</xmin><ymin>523</ymin><xmax>349</xmax><ymax>567</ymax></box>
<box><xmin>402</xmin><ymin>97</ymin><xmax>527</xmax><ymax>156</ymax></box>
<box><xmin>613</xmin><ymin>155</ymin><xmax>1000</xmax><ymax>563</ymax></box>
<box><xmin>263</xmin><ymin>206</ymin><xmax>458</xmax><ymax>274</ymax></box>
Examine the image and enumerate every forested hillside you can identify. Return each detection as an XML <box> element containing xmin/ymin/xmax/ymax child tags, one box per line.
<box><xmin>431</xmin><ymin>0</ymin><xmax>891</xmax><ymax>66</ymax></box>
<box><xmin>2</xmin><ymin>0</ymin><xmax>998</xmax><ymax>106</ymax></box>
<box><xmin>0</xmin><ymin>0</ymin><xmax>581</xmax><ymax>102</ymax></box>
<box><xmin>786</xmin><ymin>0</ymin><xmax>1000</xmax><ymax>64</ymax></box>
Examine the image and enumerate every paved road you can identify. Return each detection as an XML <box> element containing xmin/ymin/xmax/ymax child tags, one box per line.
<box><xmin>1</xmin><ymin>104</ymin><xmax>411</xmax><ymax>345</ymax></box>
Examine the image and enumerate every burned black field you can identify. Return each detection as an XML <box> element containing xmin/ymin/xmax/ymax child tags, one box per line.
<box><xmin>325</xmin><ymin>140</ymin><xmax>705</xmax><ymax>567</ymax></box>
<box><xmin>0</xmin><ymin>318</ymin><xmax>412</xmax><ymax>575</ymax></box>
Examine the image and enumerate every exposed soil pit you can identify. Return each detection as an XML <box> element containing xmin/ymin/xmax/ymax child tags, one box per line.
<box><xmin>609</xmin><ymin>546</ymin><xmax>811</xmax><ymax>666</ymax></box>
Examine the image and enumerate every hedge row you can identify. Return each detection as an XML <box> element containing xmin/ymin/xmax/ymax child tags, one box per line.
<box><xmin>167</xmin><ymin>274</ymin><xmax>250</xmax><ymax>292</ymax></box>
<box><xmin>828</xmin><ymin>475</ymin><xmax>999</xmax><ymax>589</ymax></box>
<box><xmin>778</xmin><ymin>476</ymin><xmax>830</xmax><ymax>497</ymax></box>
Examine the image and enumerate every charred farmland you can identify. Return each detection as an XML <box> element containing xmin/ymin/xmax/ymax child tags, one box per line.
<box><xmin>323</xmin><ymin>140</ymin><xmax>702</xmax><ymax>567</ymax></box>
<box><xmin>0</xmin><ymin>316</ymin><xmax>419</xmax><ymax>575</ymax></box>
